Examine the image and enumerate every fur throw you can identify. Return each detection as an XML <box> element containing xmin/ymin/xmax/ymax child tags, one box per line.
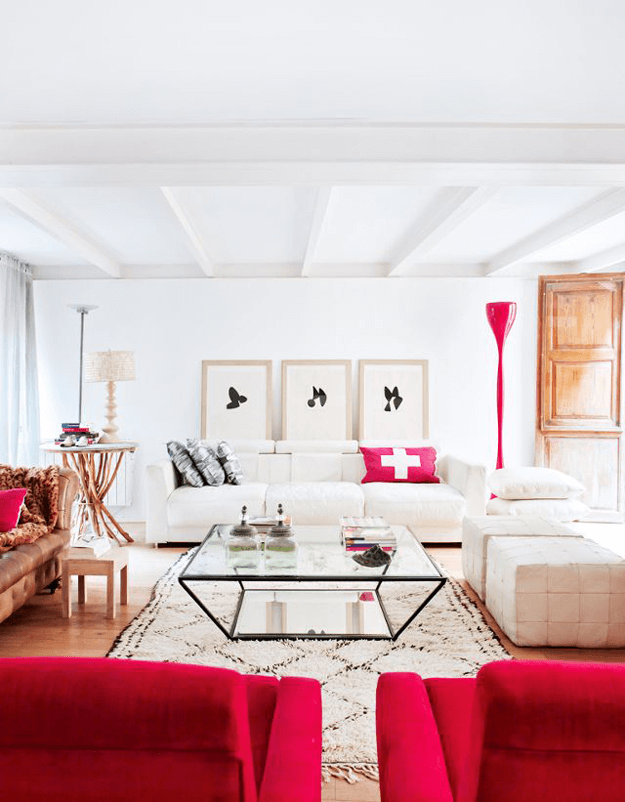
<box><xmin>0</xmin><ymin>465</ymin><xmax>60</xmax><ymax>552</ymax></box>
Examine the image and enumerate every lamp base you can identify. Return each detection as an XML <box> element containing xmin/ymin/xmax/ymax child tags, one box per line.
<box><xmin>99</xmin><ymin>381</ymin><xmax>121</xmax><ymax>443</ymax></box>
<box><xmin>97</xmin><ymin>431</ymin><xmax>121</xmax><ymax>444</ymax></box>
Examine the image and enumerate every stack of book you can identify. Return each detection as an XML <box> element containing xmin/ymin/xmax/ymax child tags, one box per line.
<box><xmin>55</xmin><ymin>422</ymin><xmax>99</xmax><ymax>445</ymax></box>
<box><xmin>340</xmin><ymin>516</ymin><xmax>397</xmax><ymax>553</ymax></box>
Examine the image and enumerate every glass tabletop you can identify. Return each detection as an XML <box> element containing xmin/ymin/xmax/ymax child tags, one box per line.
<box><xmin>180</xmin><ymin>524</ymin><xmax>443</xmax><ymax>581</ymax></box>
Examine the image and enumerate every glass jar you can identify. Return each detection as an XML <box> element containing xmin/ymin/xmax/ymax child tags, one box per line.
<box><xmin>265</xmin><ymin>504</ymin><xmax>298</xmax><ymax>570</ymax></box>
<box><xmin>225</xmin><ymin>506</ymin><xmax>260</xmax><ymax>570</ymax></box>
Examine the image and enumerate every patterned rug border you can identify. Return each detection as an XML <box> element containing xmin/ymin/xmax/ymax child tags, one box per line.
<box><xmin>107</xmin><ymin>547</ymin><xmax>511</xmax><ymax>782</ymax></box>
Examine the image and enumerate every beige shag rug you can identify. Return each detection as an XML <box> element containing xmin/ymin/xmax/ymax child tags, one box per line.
<box><xmin>107</xmin><ymin>549</ymin><xmax>509</xmax><ymax>783</ymax></box>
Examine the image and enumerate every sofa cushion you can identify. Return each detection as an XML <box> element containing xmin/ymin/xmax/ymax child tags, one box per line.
<box><xmin>291</xmin><ymin>453</ymin><xmax>342</xmax><ymax>482</ymax></box>
<box><xmin>216</xmin><ymin>441</ymin><xmax>244</xmax><ymax>485</ymax></box>
<box><xmin>488</xmin><ymin>466</ymin><xmax>585</xmax><ymax>500</ymax></box>
<box><xmin>186</xmin><ymin>440</ymin><xmax>226</xmax><ymax>486</ymax></box>
<box><xmin>276</xmin><ymin>440</ymin><xmax>359</xmax><ymax>453</ymax></box>
<box><xmin>0</xmin><ymin>488</ymin><xmax>27</xmax><ymax>531</ymax></box>
<box><xmin>265</xmin><ymin>483</ymin><xmax>364</xmax><ymax>525</ymax></box>
<box><xmin>362</xmin><ymin>482</ymin><xmax>465</xmax><ymax>527</ymax></box>
<box><xmin>167</xmin><ymin>483</ymin><xmax>267</xmax><ymax>528</ymax></box>
<box><xmin>167</xmin><ymin>441</ymin><xmax>204</xmax><ymax>487</ymax></box>
<box><xmin>486</xmin><ymin>496</ymin><xmax>590</xmax><ymax>522</ymax></box>
<box><xmin>360</xmin><ymin>446</ymin><xmax>440</xmax><ymax>484</ymax></box>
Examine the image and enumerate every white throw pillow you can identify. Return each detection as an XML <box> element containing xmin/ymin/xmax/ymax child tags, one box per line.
<box><xmin>488</xmin><ymin>467</ymin><xmax>585</xmax><ymax>500</ymax></box>
<box><xmin>486</xmin><ymin>496</ymin><xmax>590</xmax><ymax>522</ymax></box>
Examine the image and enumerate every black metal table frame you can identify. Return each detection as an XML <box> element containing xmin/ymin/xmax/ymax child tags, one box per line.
<box><xmin>178</xmin><ymin>526</ymin><xmax>447</xmax><ymax>641</ymax></box>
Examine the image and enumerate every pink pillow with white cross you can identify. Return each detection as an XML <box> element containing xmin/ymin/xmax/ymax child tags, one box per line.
<box><xmin>360</xmin><ymin>446</ymin><xmax>440</xmax><ymax>484</ymax></box>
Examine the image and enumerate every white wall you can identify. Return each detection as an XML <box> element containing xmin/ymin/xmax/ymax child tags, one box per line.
<box><xmin>34</xmin><ymin>277</ymin><xmax>537</xmax><ymax>521</ymax></box>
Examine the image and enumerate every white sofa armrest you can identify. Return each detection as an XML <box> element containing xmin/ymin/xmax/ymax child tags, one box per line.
<box><xmin>146</xmin><ymin>459</ymin><xmax>178</xmax><ymax>543</ymax></box>
<box><xmin>438</xmin><ymin>455</ymin><xmax>487</xmax><ymax>516</ymax></box>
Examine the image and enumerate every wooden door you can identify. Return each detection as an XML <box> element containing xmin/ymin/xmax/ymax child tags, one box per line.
<box><xmin>536</xmin><ymin>274</ymin><xmax>624</xmax><ymax>520</ymax></box>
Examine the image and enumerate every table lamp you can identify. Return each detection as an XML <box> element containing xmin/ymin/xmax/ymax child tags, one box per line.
<box><xmin>84</xmin><ymin>350</ymin><xmax>136</xmax><ymax>443</ymax></box>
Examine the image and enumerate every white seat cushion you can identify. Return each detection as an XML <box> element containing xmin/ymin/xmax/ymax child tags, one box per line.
<box><xmin>362</xmin><ymin>482</ymin><xmax>465</xmax><ymax>528</ymax></box>
<box><xmin>167</xmin><ymin>482</ymin><xmax>267</xmax><ymax>528</ymax></box>
<box><xmin>266</xmin><ymin>482</ymin><xmax>364</xmax><ymax>524</ymax></box>
<box><xmin>486</xmin><ymin>535</ymin><xmax>625</xmax><ymax>648</ymax></box>
<box><xmin>462</xmin><ymin>515</ymin><xmax>580</xmax><ymax>601</ymax></box>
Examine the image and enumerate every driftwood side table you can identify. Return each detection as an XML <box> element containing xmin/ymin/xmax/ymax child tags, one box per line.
<box><xmin>41</xmin><ymin>442</ymin><xmax>138</xmax><ymax>545</ymax></box>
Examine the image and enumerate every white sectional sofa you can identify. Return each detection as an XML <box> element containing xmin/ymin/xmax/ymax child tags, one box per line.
<box><xmin>146</xmin><ymin>439</ymin><xmax>487</xmax><ymax>544</ymax></box>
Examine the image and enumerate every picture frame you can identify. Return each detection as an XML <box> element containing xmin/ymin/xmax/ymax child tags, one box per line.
<box><xmin>359</xmin><ymin>360</ymin><xmax>429</xmax><ymax>440</ymax></box>
<box><xmin>201</xmin><ymin>360</ymin><xmax>272</xmax><ymax>440</ymax></box>
<box><xmin>282</xmin><ymin>360</ymin><xmax>352</xmax><ymax>440</ymax></box>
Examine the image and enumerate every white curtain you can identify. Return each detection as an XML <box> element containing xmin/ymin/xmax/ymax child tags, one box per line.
<box><xmin>0</xmin><ymin>252</ymin><xmax>40</xmax><ymax>465</ymax></box>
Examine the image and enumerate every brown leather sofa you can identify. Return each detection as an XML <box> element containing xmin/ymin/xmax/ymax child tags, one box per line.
<box><xmin>0</xmin><ymin>467</ymin><xmax>79</xmax><ymax>624</ymax></box>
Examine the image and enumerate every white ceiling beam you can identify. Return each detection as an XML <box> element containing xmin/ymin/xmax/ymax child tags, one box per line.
<box><xmin>301</xmin><ymin>188</ymin><xmax>332</xmax><ymax>276</ymax></box>
<box><xmin>577</xmin><ymin>243</ymin><xmax>625</xmax><ymax>273</ymax></box>
<box><xmin>160</xmin><ymin>187</ymin><xmax>214</xmax><ymax>277</ymax></box>
<box><xmin>4</xmin><ymin>125</ymin><xmax>625</xmax><ymax>186</ymax></box>
<box><xmin>387</xmin><ymin>186</ymin><xmax>497</xmax><ymax>277</ymax></box>
<box><xmin>484</xmin><ymin>188</ymin><xmax>625</xmax><ymax>275</ymax></box>
<box><xmin>0</xmin><ymin>188</ymin><xmax>121</xmax><ymax>277</ymax></box>
<box><xmin>5</xmin><ymin>163</ymin><xmax>625</xmax><ymax>188</ymax></box>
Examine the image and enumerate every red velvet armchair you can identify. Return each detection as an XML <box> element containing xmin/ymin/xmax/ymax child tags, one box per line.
<box><xmin>377</xmin><ymin>660</ymin><xmax>625</xmax><ymax>802</ymax></box>
<box><xmin>0</xmin><ymin>657</ymin><xmax>321</xmax><ymax>802</ymax></box>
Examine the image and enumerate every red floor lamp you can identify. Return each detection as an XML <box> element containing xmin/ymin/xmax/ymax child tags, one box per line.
<box><xmin>486</xmin><ymin>301</ymin><xmax>517</xmax><ymax>472</ymax></box>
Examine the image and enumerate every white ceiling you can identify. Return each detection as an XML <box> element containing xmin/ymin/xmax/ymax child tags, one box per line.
<box><xmin>2</xmin><ymin>1</ymin><xmax>625</xmax><ymax>280</ymax></box>
<box><xmin>3</xmin><ymin>1</ymin><xmax>625</xmax><ymax>125</ymax></box>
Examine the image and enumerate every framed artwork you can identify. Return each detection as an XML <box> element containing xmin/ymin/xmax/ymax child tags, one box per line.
<box><xmin>359</xmin><ymin>360</ymin><xmax>429</xmax><ymax>440</ymax></box>
<box><xmin>201</xmin><ymin>360</ymin><xmax>272</xmax><ymax>440</ymax></box>
<box><xmin>282</xmin><ymin>360</ymin><xmax>352</xmax><ymax>440</ymax></box>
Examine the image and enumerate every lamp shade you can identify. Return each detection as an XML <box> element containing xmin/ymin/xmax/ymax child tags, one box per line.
<box><xmin>84</xmin><ymin>350</ymin><xmax>135</xmax><ymax>383</ymax></box>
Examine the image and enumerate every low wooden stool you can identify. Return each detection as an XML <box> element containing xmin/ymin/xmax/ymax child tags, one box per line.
<box><xmin>62</xmin><ymin>547</ymin><xmax>129</xmax><ymax>619</ymax></box>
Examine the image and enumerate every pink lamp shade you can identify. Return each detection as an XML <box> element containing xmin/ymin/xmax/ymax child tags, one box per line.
<box><xmin>486</xmin><ymin>302</ymin><xmax>517</xmax><ymax>473</ymax></box>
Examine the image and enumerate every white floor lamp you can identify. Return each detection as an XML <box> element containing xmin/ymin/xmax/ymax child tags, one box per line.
<box><xmin>84</xmin><ymin>350</ymin><xmax>136</xmax><ymax>442</ymax></box>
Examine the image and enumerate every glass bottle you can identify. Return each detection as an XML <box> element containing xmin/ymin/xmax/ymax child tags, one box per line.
<box><xmin>225</xmin><ymin>505</ymin><xmax>260</xmax><ymax>570</ymax></box>
<box><xmin>265</xmin><ymin>504</ymin><xmax>298</xmax><ymax>570</ymax></box>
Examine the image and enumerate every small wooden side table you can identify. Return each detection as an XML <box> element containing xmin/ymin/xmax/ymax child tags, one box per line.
<box><xmin>62</xmin><ymin>548</ymin><xmax>129</xmax><ymax>619</ymax></box>
<box><xmin>41</xmin><ymin>442</ymin><xmax>138</xmax><ymax>545</ymax></box>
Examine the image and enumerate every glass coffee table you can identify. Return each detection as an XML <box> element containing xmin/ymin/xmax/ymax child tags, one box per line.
<box><xmin>178</xmin><ymin>523</ymin><xmax>446</xmax><ymax>640</ymax></box>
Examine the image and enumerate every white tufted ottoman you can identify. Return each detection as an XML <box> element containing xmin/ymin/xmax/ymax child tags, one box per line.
<box><xmin>486</xmin><ymin>536</ymin><xmax>625</xmax><ymax>648</ymax></box>
<box><xmin>462</xmin><ymin>516</ymin><xmax>579</xmax><ymax>602</ymax></box>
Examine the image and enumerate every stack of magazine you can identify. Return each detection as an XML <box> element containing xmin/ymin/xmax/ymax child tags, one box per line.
<box><xmin>339</xmin><ymin>516</ymin><xmax>397</xmax><ymax>553</ymax></box>
<box><xmin>69</xmin><ymin>532</ymin><xmax>112</xmax><ymax>558</ymax></box>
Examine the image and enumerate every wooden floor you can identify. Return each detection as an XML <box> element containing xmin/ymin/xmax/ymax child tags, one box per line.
<box><xmin>2</xmin><ymin>531</ymin><xmax>625</xmax><ymax>802</ymax></box>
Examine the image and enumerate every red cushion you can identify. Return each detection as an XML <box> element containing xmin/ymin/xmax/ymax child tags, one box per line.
<box><xmin>425</xmin><ymin>678</ymin><xmax>475</xmax><ymax>798</ymax></box>
<box><xmin>360</xmin><ymin>446</ymin><xmax>440</xmax><ymax>484</ymax></box>
<box><xmin>463</xmin><ymin>660</ymin><xmax>625</xmax><ymax>802</ymax></box>
<box><xmin>0</xmin><ymin>657</ymin><xmax>258</xmax><ymax>802</ymax></box>
<box><xmin>0</xmin><ymin>487</ymin><xmax>27</xmax><ymax>531</ymax></box>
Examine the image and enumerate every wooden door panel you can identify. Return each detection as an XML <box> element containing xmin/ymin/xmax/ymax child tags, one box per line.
<box><xmin>537</xmin><ymin>274</ymin><xmax>624</xmax><ymax>519</ymax></box>
<box><xmin>552</xmin><ymin>361</ymin><xmax>613</xmax><ymax>421</ymax></box>
<box><xmin>544</xmin><ymin>435</ymin><xmax>620</xmax><ymax>511</ymax></box>
<box><xmin>553</xmin><ymin>290</ymin><xmax>615</xmax><ymax>349</ymax></box>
